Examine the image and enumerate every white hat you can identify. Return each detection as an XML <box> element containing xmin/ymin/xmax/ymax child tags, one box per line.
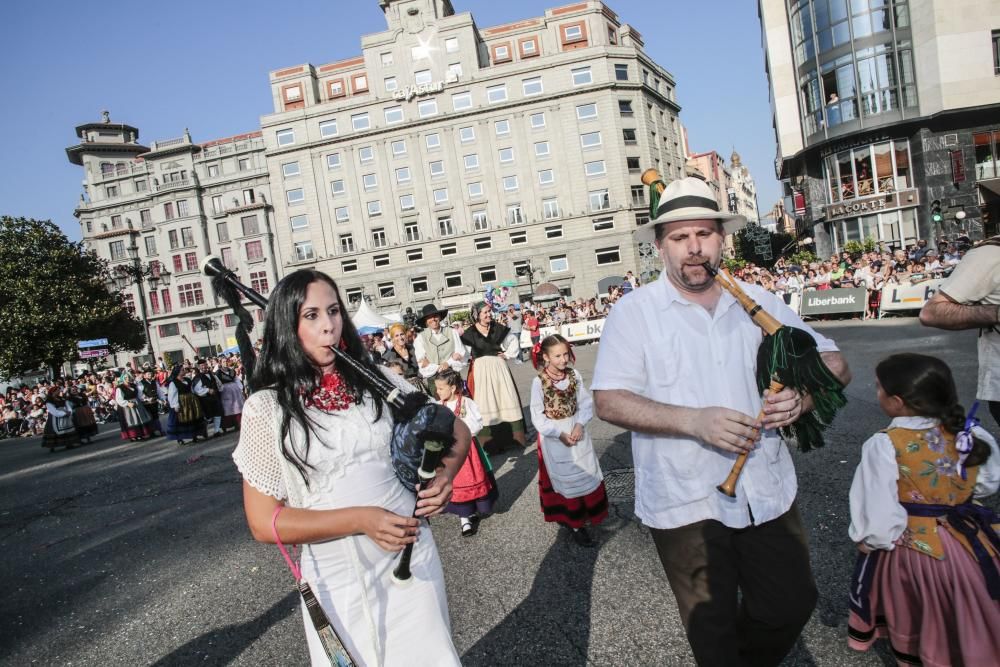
<box><xmin>634</xmin><ymin>177</ymin><xmax>747</xmax><ymax>244</ymax></box>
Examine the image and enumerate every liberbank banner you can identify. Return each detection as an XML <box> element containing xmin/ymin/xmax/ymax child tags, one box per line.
<box><xmin>879</xmin><ymin>278</ymin><xmax>945</xmax><ymax>312</ymax></box>
<box><xmin>799</xmin><ymin>288</ymin><xmax>868</xmax><ymax>317</ymax></box>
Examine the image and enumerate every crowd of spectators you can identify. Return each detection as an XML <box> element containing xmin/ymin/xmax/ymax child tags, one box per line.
<box><xmin>1</xmin><ymin>353</ymin><xmax>249</xmax><ymax>440</ymax></box>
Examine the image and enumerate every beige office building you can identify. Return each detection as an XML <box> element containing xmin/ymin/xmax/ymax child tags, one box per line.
<box><xmin>260</xmin><ymin>0</ymin><xmax>685</xmax><ymax>311</ymax></box>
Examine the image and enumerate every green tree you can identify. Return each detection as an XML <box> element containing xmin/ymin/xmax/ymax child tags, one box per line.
<box><xmin>0</xmin><ymin>216</ymin><xmax>145</xmax><ymax>379</ymax></box>
<box><xmin>733</xmin><ymin>225</ymin><xmax>793</xmax><ymax>269</ymax></box>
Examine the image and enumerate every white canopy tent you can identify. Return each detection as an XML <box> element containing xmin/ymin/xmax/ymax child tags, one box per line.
<box><xmin>351</xmin><ymin>300</ymin><xmax>392</xmax><ymax>334</ymax></box>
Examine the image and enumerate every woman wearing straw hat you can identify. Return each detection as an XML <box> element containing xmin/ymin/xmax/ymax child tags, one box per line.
<box><xmin>460</xmin><ymin>301</ymin><xmax>524</xmax><ymax>451</ymax></box>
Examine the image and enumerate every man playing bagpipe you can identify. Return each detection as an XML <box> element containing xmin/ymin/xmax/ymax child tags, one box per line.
<box><xmin>592</xmin><ymin>176</ymin><xmax>852</xmax><ymax>666</ymax></box>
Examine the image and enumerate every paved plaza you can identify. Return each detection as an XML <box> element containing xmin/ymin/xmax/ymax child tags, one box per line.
<box><xmin>1</xmin><ymin>319</ymin><xmax>996</xmax><ymax>666</ymax></box>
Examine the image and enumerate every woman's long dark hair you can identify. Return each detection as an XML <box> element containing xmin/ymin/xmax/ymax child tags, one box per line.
<box><xmin>876</xmin><ymin>353</ymin><xmax>991</xmax><ymax>467</ymax></box>
<box><xmin>251</xmin><ymin>269</ymin><xmax>386</xmax><ymax>484</ymax></box>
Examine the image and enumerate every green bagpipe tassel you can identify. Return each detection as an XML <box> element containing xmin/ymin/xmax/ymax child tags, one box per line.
<box><xmin>756</xmin><ymin>327</ymin><xmax>848</xmax><ymax>452</ymax></box>
<box><xmin>648</xmin><ymin>180</ymin><xmax>666</xmax><ymax>222</ymax></box>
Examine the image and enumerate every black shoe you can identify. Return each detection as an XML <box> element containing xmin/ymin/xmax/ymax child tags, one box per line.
<box><xmin>571</xmin><ymin>527</ymin><xmax>596</xmax><ymax>547</ymax></box>
<box><xmin>461</xmin><ymin>519</ymin><xmax>478</xmax><ymax>537</ymax></box>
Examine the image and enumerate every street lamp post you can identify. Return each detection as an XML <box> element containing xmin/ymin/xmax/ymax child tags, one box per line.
<box><xmin>516</xmin><ymin>261</ymin><xmax>544</xmax><ymax>302</ymax></box>
<box><xmin>106</xmin><ymin>242</ymin><xmax>171</xmax><ymax>365</ymax></box>
<box><xmin>192</xmin><ymin>317</ymin><xmax>219</xmax><ymax>355</ymax></box>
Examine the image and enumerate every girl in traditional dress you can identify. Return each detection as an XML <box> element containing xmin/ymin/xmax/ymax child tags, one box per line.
<box><xmin>67</xmin><ymin>385</ymin><xmax>98</xmax><ymax>444</ymax></box>
<box><xmin>218</xmin><ymin>363</ymin><xmax>245</xmax><ymax>432</ymax></box>
<box><xmin>529</xmin><ymin>335</ymin><xmax>608</xmax><ymax>547</ymax></box>
<box><xmin>114</xmin><ymin>373</ymin><xmax>157</xmax><ymax>442</ymax></box>
<box><xmin>232</xmin><ymin>269</ymin><xmax>470</xmax><ymax>666</ymax></box>
<box><xmin>434</xmin><ymin>369</ymin><xmax>498</xmax><ymax>537</ymax></box>
<box><xmin>848</xmin><ymin>353</ymin><xmax>999</xmax><ymax>666</ymax></box>
<box><xmin>459</xmin><ymin>302</ymin><xmax>524</xmax><ymax>451</ymax></box>
<box><xmin>165</xmin><ymin>366</ymin><xmax>207</xmax><ymax>445</ymax></box>
<box><xmin>41</xmin><ymin>386</ymin><xmax>80</xmax><ymax>451</ymax></box>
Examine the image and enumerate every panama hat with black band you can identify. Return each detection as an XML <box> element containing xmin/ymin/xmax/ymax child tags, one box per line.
<box><xmin>634</xmin><ymin>176</ymin><xmax>747</xmax><ymax>245</ymax></box>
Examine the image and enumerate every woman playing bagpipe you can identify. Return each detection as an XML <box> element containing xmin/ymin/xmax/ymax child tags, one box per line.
<box><xmin>231</xmin><ymin>268</ymin><xmax>471</xmax><ymax>666</ymax></box>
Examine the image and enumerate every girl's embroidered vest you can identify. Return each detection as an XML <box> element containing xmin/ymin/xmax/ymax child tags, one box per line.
<box><xmin>539</xmin><ymin>369</ymin><xmax>578</xmax><ymax>420</ymax></box>
<box><xmin>886</xmin><ymin>425</ymin><xmax>996</xmax><ymax>561</ymax></box>
<box><xmin>119</xmin><ymin>385</ymin><xmax>137</xmax><ymax>401</ymax></box>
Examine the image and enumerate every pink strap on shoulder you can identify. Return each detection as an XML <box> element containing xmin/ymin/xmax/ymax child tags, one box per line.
<box><xmin>271</xmin><ymin>505</ymin><xmax>302</xmax><ymax>581</ymax></box>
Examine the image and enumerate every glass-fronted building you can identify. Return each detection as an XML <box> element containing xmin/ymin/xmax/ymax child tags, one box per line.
<box><xmin>759</xmin><ymin>0</ymin><xmax>1000</xmax><ymax>256</ymax></box>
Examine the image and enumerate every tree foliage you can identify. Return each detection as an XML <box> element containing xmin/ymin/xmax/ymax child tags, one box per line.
<box><xmin>732</xmin><ymin>225</ymin><xmax>794</xmax><ymax>269</ymax></box>
<box><xmin>0</xmin><ymin>216</ymin><xmax>145</xmax><ymax>379</ymax></box>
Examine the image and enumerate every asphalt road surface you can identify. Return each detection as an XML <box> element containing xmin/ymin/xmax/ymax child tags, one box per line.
<box><xmin>1</xmin><ymin>318</ymin><xmax>995</xmax><ymax>666</ymax></box>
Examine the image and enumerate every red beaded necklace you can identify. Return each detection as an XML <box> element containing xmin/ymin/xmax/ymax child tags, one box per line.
<box><xmin>544</xmin><ymin>365</ymin><xmax>568</xmax><ymax>383</ymax></box>
<box><xmin>304</xmin><ymin>370</ymin><xmax>355</xmax><ymax>412</ymax></box>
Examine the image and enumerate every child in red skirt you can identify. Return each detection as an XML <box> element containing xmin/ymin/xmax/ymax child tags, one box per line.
<box><xmin>848</xmin><ymin>353</ymin><xmax>999</xmax><ymax>666</ymax></box>
<box><xmin>434</xmin><ymin>369</ymin><xmax>499</xmax><ymax>537</ymax></box>
<box><xmin>529</xmin><ymin>334</ymin><xmax>607</xmax><ymax>547</ymax></box>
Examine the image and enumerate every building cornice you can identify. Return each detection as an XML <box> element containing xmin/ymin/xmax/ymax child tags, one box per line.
<box><xmin>65</xmin><ymin>142</ymin><xmax>148</xmax><ymax>166</ymax></box>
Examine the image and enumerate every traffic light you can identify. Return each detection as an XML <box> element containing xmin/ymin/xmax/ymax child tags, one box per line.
<box><xmin>930</xmin><ymin>199</ymin><xmax>943</xmax><ymax>224</ymax></box>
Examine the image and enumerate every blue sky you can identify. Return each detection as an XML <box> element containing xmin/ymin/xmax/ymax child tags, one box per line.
<box><xmin>0</xmin><ymin>0</ymin><xmax>780</xmax><ymax>241</ymax></box>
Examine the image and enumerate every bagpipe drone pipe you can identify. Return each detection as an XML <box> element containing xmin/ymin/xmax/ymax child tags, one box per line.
<box><xmin>201</xmin><ymin>255</ymin><xmax>456</xmax><ymax>583</ymax></box>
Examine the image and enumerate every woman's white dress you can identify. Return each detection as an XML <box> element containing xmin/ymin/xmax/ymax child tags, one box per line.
<box><xmin>233</xmin><ymin>374</ymin><xmax>460</xmax><ymax>667</ymax></box>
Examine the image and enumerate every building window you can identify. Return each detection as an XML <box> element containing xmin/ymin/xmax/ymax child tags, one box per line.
<box><xmin>523</xmin><ymin>77</ymin><xmax>543</xmax><ymax>96</ymax></box>
<box><xmin>492</xmin><ymin>44</ymin><xmax>511</xmax><ymax>63</ymax></box>
<box><xmin>328</xmin><ymin>79</ymin><xmax>345</xmax><ymax>97</ymax></box>
<box><xmin>453</xmin><ymin>92</ymin><xmax>473</xmax><ymax>111</ymax></box>
<box><xmin>211</xmin><ymin>195</ymin><xmax>224</xmax><ymax>215</ymax></box>
<box><xmin>286</xmin><ymin>188</ymin><xmax>304</xmax><ymax>205</ymax></box>
<box><xmin>503</xmin><ymin>175</ymin><xmax>519</xmax><ymax>192</ymax></box>
<box><xmin>400</xmin><ymin>193</ymin><xmax>416</xmax><ymax>210</ymax></box>
<box><xmin>245</xmin><ymin>240</ymin><xmax>264</xmax><ymax>261</ymax></box>
<box><xmin>135</xmin><ymin>179</ymin><xmax>148</xmax><ymax>192</ymax></box>
<box><xmin>429</xmin><ymin>160</ymin><xmax>445</xmax><ymax>177</ymax></box>
<box><xmin>520</xmin><ymin>37</ymin><xmax>538</xmax><ymax>57</ymax></box>
<box><xmin>340</xmin><ymin>234</ymin><xmax>355</xmax><ymax>254</ymax></box>
<box><xmin>411</xmin><ymin>276</ymin><xmax>428</xmax><ymax>294</ymax></box>
<box><xmin>149</xmin><ymin>291</ymin><xmax>160</xmax><ymax>315</ymax></box>
<box><xmin>534</xmin><ymin>141</ymin><xmax>550</xmax><ymax>158</ymax></box>
<box><xmin>550</xmin><ymin>254</ymin><xmax>569</xmax><ymax>273</ymax></box>
<box><xmin>384</xmin><ymin>106</ymin><xmax>404</xmax><ymax>124</ymax></box>
<box><xmin>181</xmin><ymin>227</ymin><xmax>195</xmax><ymax>247</ymax></box>
<box><xmin>374</xmin><ymin>254</ymin><xmax>390</xmax><ymax>268</ymax></box>
<box><xmin>378</xmin><ymin>282</ymin><xmax>396</xmax><ymax>300</ymax></box>
<box><xmin>381</xmin><ymin>51</ymin><xmax>394</xmax><ymax>66</ymax></box>
<box><xmin>164</xmin><ymin>202</ymin><xmax>175</xmax><ymax>220</ymax></box>
<box><xmin>405</xmin><ymin>222</ymin><xmax>420</xmax><ymax>242</ymax></box>
<box><xmin>593</xmin><ymin>217</ymin><xmax>615</xmax><ymax>232</ymax></box>
<box><xmin>158</xmin><ymin>323</ymin><xmax>180</xmax><ymax>337</ymax></box>
<box><xmin>426</xmin><ymin>133</ymin><xmax>441</xmax><ymax>149</ymax></box>
<box><xmin>562</xmin><ymin>24</ymin><xmax>584</xmax><ymax>42</ymax></box>
<box><xmin>487</xmin><ymin>84</ymin><xmax>508</xmax><ymax>104</ymax></box>
<box><xmin>993</xmin><ymin>30</ymin><xmax>1000</xmax><ymax>75</ymax></box>
<box><xmin>498</xmin><ymin>147</ymin><xmax>514</xmax><ymax>164</ymax></box>
<box><xmin>495</xmin><ymin>119</ymin><xmax>511</xmax><ymax>136</ymax></box>
<box><xmin>975</xmin><ymin>132</ymin><xmax>1000</xmax><ymax>179</ymax></box>
<box><xmin>631</xmin><ymin>184</ymin><xmax>645</xmax><ymax>206</ymax></box>
<box><xmin>250</xmin><ymin>271</ymin><xmax>269</xmax><ymax>294</ymax></box>
<box><xmin>363</xmin><ymin>173</ymin><xmax>378</xmax><ymax>191</ymax></box>
<box><xmin>177</xmin><ymin>200</ymin><xmax>190</xmax><ymax>217</ymax></box>
<box><xmin>111</xmin><ymin>215</ymin><xmax>122</xmax><ymax>229</ymax></box>
<box><xmin>282</xmin><ymin>162</ymin><xmax>300</xmax><ymax>178</ymax></box>
<box><xmin>342</xmin><ymin>259</ymin><xmax>358</xmax><ymax>273</ymax></box>
<box><xmin>433</xmin><ymin>188</ymin><xmax>449</xmax><ymax>204</ymax></box>
<box><xmin>345</xmin><ymin>287</ymin><xmax>363</xmax><ymax>305</ymax></box>
<box><xmin>448</xmin><ymin>62</ymin><xmax>463</xmax><ymax>79</ymax></box>
<box><xmin>327</xmin><ymin>153</ymin><xmax>342</xmax><ymax>170</ymax></box>
<box><xmin>623</xmin><ymin>128</ymin><xmax>638</xmax><ymax>144</ymax></box>
<box><xmin>367</xmin><ymin>201</ymin><xmax>382</xmax><ymax>217</ymax></box>
<box><xmin>168</xmin><ymin>230</ymin><xmax>179</xmax><ymax>250</ymax></box>
<box><xmin>509</xmin><ymin>230</ymin><xmax>527</xmax><ymax>245</ymax></box>
<box><xmin>414</xmin><ymin>69</ymin><xmax>432</xmax><ymax>85</ymax></box>
<box><xmin>459</xmin><ymin>126</ymin><xmax>475</xmax><ymax>143</ymax></box>
<box><xmin>384</xmin><ymin>76</ymin><xmax>398</xmax><ymax>92</ymax></box>
<box><xmin>507</xmin><ymin>204</ymin><xmax>524</xmax><ymax>225</ymax></box>
<box><xmin>571</xmin><ymin>66</ymin><xmax>593</xmax><ymax>86</ymax></box>
<box><xmin>184</xmin><ymin>251</ymin><xmax>198</xmax><ymax>271</ymax></box>
<box><xmin>241</xmin><ymin>215</ymin><xmax>260</xmax><ymax>235</ymax></box>
<box><xmin>619</xmin><ymin>99</ymin><xmax>633</xmax><ymax>116</ymax></box>
<box><xmin>144</xmin><ymin>236</ymin><xmax>157</xmax><ymax>256</ymax></box>
<box><xmin>468</xmin><ymin>182</ymin><xmax>484</xmax><ymax>198</ymax></box>
<box><xmin>352</xmin><ymin>73</ymin><xmax>368</xmax><ymax>93</ymax></box>
<box><xmin>391</xmin><ymin>140</ymin><xmax>407</xmax><ymax>156</ymax></box>
<box><xmin>109</xmin><ymin>240</ymin><xmax>126</xmax><ymax>260</ymax></box>
<box><xmin>219</xmin><ymin>247</ymin><xmax>234</xmax><ymax>268</ymax></box>
<box><xmin>276</xmin><ymin>129</ymin><xmax>295</xmax><ymax>146</ymax></box>
<box><xmin>290</xmin><ymin>215</ymin><xmax>308</xmax><ymax>231</ymax></box>
<box><xmin>627</xmin><ymin>157</ymin><xmax>641</xmax><ymax>172</ymax></box>
<box><xmin>576</xmin><ymin>103</ymin><xmax>598</xmax><ymax>120</ymax></box>
<box><xmin>472</xmin><ymin>210</ymin><xmax>489</xmax><ymax>231</ymax></box>
<box><xmin>418</xmin><ymin>99</ymin><xmax>438</xmax><ymax>118</ymax></box>
<box><xmin>542</xmin><ymin>198</ymin><xmax>560</xmax><ymax>219</ymax></box>
<box><xmin>479</xmin><ymin>266</ymin><xmax>498</xmax><ymax>283</ymax></box>
<box><xmin>438</xmin><ymin>217</ymin><xmax>455</xmax><ymax>236</ymax></box>
<box><xmin>444</xmin><ymin>271</ymin><xmax>462</xmax><ymax>288</ymax></box>
<box><xmin>585</xmin><ymin>160</ymin><xmax>607</xmax><ymax>177</ymax></box>
<box><xmin>351</xmin><ymin>113</ymin><xmax>370</xmax><ymax>131</ymax></box>
<box><xmin>331</xmin><ymin>179</ymin><xmax>346</xmax><ymax>195</ymax></box>
<box><xmin>529</xmin><ymin>112</ymin><xmax>546</xmax><ymax>129</ymax></box>
<box><xmin>372</xmin><ymin>228</ymin><xmax>387</xmax><ymax>248</ymax></box>
<box><xmin>359</xmin><ymin>146</ymin><xmax>375</xmax><ymax>163</ymax></box>
<box><xmin>581</xmin><ymin>131</ymin><xmax>602</xmax><ymax>148</ymax></box>
<box><xmin>335</xmin><ymin>206</ymin><xmax>350</xmax><ymax>223</ymax></box>
<box><xmin>406</xmin><ymin>248</ymin><xmax>423</xmax><ymax>263</ymax></box>
<box><xmin>464</xmin><ymin>154</ymin><xmax>480</xmax><ymax>171</ymax></box>
<box><xmin>161</xmin><ymin>289</ymin><xmax>173</xmax><ymax>313</ymax></box>
<box><xmin>294</xmin><ymin>241</ymin><xmax>315</xmax><ymax>261</ymax></box>
<box><xmin>823</xmin><ymin>139</ymin><xmax>913</xmax><ymax>202</ymax></box>
<box><xmin>635</xmin><ymin>212</ymin><xmax>650</xmax><ymax>227</ymax></box>
<box><xmin>440</xmin><ymin>243</ymin><xmax>457</xmax><ymax>257</ymax></box>
<box><xmin>394</xmin><ymin>167</ymin><xmax>411</xmax><ymax>185</ymax></box>
<box><xmin>538</xmin><ymin>169</ymin><xmax>555</xmax><ymax>185</ymax></box>
<box><xmin>615</xmin><ymin>63</ymin><xmax>629</xmax><ymax>81</ymax></box>
<box><xmin>445</xmin><ymin>37</ymin><xmax>459</xmax><ymax>53</ymax></box>
<box><xmin>545</xmin><ymin>225</ymin><xmax>563</xmax><ymax>240</ymax></box>
<box><xmin>589</xmin><ymin>189</ymin><xmax>611</xmax><ymax>211</ymax></box>
<box><xmin>178</xmin><ymin>282</ymin><xmax>205</xmax><ymax>308</ymax></box>
<box><xmin>596</xmin><ymin>246</ymin><xmax>621</xmax><ymax>265</ymax></box>
<box><xmin>474</xmin><ymin>236</ymin><xmax>492</xmax><ymax>251</ymax></box>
